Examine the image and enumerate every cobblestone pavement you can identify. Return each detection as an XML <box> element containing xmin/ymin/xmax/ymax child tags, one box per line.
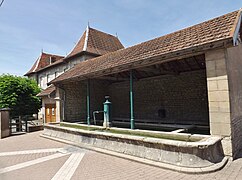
<box><xmin>1</xmin><ymin>131</ymin><xmax>242</xmax><ymax>180</ymax></box>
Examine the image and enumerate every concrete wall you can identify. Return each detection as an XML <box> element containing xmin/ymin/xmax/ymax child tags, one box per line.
<box><xmin>43</xmin><ymin>124</ymin><xmax>225</xmax><ymax>172</ymax></box>
<box><xmin>63</xmin><ymin>70</ymin><xmax>209</xmax><ymax>125</ymax></box>
<box><xmin>205</xmin><ymin>48</ymin><xmax>232</xmax><ymax>156</ymax></box>
<box><xmin>226</xmin><ymin>42</ymin><xmax>242</xmax><ymax>158</ymax></box>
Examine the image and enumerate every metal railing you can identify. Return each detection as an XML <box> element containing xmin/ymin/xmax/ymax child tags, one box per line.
<box><xmin>10</xmin><ymin>115</ymin><xmax>42</xmax><ymax>134</ymax></box>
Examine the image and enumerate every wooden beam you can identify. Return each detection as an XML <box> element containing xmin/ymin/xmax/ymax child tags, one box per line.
<box><xmin>193</xmin><ymin>56</ymin><xmax>205</xmax><ymax>69</ymax></box>
<box><xmin>138</xmin><ymin>65</ymin><xmax>178</xmax><ymax>75</ymax></box>
<box><xmin>95</xmin><ymin>76</ymin><xmax>128</xmax><ymax>81</ymax></box>
<box><xmin>183</xmin><ymin>58</ymin><xmax>193</xmax><ymax>71</ymax></box>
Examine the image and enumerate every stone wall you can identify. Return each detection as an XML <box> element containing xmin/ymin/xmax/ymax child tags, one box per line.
<box><xmin>63</xmin><ymin>70</ymin><xmax>209</xmax><ymax>125</ymax></box>
<box><xmin>205</xmin><ymin>48</ymin><xmax>232</xmax><ymax>156</ymax></box>
<box><xmin>226</xmin><ymin>42</ymin><xmax>242</xmax><ymax>158</ymax></box>
<box><xmin>109</xmin><ymin>70</ymin><xmax>209</xmax><ymax>125</ymax></box>
<box><xmin>63</xmin><ymin>81</ymin><xmax>87</xmax><ymax>122</ymax></box>
<box><xmin>63</xmin><ymin>80</ymin><xmax>108</xmax><ymax>122</ymax></box>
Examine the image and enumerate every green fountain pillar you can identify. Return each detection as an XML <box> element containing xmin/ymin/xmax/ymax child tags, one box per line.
<box><xmin>130</xmin><ymin>70</ymin><xmax>135</xmax><ymax>129</ymax></box>
<box><xmin>87</xmin><ymin>79</ymin><xmax>90</xmax><ymax>125</ymax></box>
<box><xmin>103</xmin><ymin>96</ymin><xmax>112</xmax><ymax>128</ymax></box>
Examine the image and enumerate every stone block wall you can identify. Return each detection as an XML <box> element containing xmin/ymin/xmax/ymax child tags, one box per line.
<box><xmin>226</xmin><ymin>43</ymin><xmax>242</xmax><ymax>158</ymax></box>
<box><xmin>63</xmin><ymin>81</ymin><xmax>87</xmax><ymax>122</ymax></box>
<box><xmin>109</xmin><ymin>70</ymin><xmax>209</xmax><ymax>125</ymax></box>
<box><xmin>205</xmin><ymin>48</ymin><xmax>232</xmax><ymax>156</ymax></box>
<box><xmin>63</xmin><ymin>70</ymin><xmax>209</xmax><ymax>126</ymax></box>
<box><xmin>63</xmin><ymin>80</ymin><xmax>108</xmax><ymax>122</ymax></box>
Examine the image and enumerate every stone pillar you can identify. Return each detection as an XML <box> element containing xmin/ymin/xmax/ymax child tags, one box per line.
<box><xmin>0</xmin><ymin>108</ymin><xmax>11</xmax><ymax>139</ymax></box>
<box><xmin>55</xmin><ymin>87</ymin><xmax>62</xmax><ymax>123</ymax></box>
<box><xmin>42</xmin><ymin>100</ymin><xmax>45</xmax><ymax>124</ymax></box>
<box><xmin>226</xmin><ymin>43</ymin><xmax>242</xmax><ymax>158</ymax></box>
<box><xmin>205</xmin><ymin>49</ymin><xmax>232</xmax><ymax>156</ymax></box>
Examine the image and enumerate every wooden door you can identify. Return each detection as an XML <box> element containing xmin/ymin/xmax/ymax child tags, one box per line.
<box><xmin>45</xmin><ymin>104</ymin><xmax>56</xmax><ymax>123</ymax></box>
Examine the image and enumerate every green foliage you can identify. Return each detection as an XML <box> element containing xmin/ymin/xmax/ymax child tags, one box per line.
<box><xmin>0</xmin><ymin>74</ymin><xmax>41</xmax><ymax>116</ymax></box>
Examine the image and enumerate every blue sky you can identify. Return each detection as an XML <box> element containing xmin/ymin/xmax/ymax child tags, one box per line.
<box><xmin>0</xmin><ymin>0</ymin><xmax>242</xmax><ymax>76</ymax></box>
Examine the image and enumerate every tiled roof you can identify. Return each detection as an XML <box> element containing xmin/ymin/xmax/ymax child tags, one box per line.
<box><xmin>25</xmin><ymin>52</ymin><xmax>64</xmax><ymax>76</ymax></box>
<box><xmin>37</xmin><ymin>85</ymin><xmax>56</xmax><ymax>97</ymax></box>
<box><xmin>51</xmin><ymin>9</ymin><xmax>242</xmax><ymax>84</ymax></box>
<box><xmin>25</xmin><ymin>27</ymin><xmax>124</xmax><ymax>76</ymax></box>
<box><xmin>67</xmin><ymin>27</ymin><xmax>124</xmax><ymax>58</ymax></box>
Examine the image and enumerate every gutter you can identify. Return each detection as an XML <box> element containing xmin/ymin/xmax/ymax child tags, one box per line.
<box><xmin>233</xmin><ymin>11</ymin><xmax>242</xmax><ymax>46</ymax></box>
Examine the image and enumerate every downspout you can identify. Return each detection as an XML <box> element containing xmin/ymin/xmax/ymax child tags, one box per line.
<box><xmin>233</xmin><ymin>11</ymin><xmax>242</xmax><ymax>46</ymax></box>
<box><xmin>87</xmin><ymin>79</ymin><xmax>91</xmax><ymax>125</ymax></box>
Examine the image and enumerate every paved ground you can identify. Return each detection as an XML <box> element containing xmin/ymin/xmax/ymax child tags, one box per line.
<box><xmin>1</xmin><ymin>131</ymin><xmax>242</xmax><ymax>180</ymax></box>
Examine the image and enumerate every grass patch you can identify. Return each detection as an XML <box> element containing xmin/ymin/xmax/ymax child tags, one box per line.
<box><xmin>106</xmin><ymin>129</ymin><xmax>199</xmax><ymax>142</ymax></box>
<box><xmin>60</xmin><ymin>123</ymin><xmax>201</xmax><ymax>142</ymax></box>
<box><xmin>60</xmin><ymin>122</ymin><xmax>104</xmax><ymax>131</ymax></box>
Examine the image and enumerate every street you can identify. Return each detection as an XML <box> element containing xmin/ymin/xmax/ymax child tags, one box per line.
<box><xmin>0</xmin><ymin>131</ymin><xmax>242</xmax><ymax>180</ymax></box>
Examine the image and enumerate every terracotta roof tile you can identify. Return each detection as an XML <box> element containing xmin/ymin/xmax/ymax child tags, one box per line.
<box><xmin>26</xmin><ymin>27</ymin><xmax>124</xmax><ymax>76</ymax></box>
<box><xmin>50</xmin><ymin>9</ymin><xmax>242</xmax><ymax>84</ymax></box>
<box><xmin>67</xmin><ymin>27</ymin><xmax>124</xmax><ymax>58</ymax></box>
<box><xmin>25</xmin><ymin>52</ymin><xmax>64</xmax><ymax>76</ymax></box>
<box><xmin>37</xmin><ymin>85</ymin><xmax>56</xmax><ymax>97</ymax></box>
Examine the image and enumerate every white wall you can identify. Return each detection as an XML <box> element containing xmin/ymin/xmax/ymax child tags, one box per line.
<box><xmin>37</xmin><ymin>55</ymin><xmax>93</xmax><ymax>89</ymax></box>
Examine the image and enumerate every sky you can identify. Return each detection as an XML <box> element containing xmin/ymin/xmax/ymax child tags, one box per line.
<box><xmin>0</xmin><ymin>0</ymin><xmax>242</xmax><ymax>76</ymax></box>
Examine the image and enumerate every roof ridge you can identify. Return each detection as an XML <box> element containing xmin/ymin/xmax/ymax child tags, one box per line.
<box><xmin>25</xmin><ymin>52</ymin><xmax>64</xmax><ymax>76</ymax></box>
<box><xmin>83</xmin><ymin>25</ymin><xmax>89</xmax><ymax>51</ymax></box>
<box><xmin>41</xmin><ymin>52</ymin><xmax>65</xmax><ymax>58</ymax></box>
<box><xmin>88</xmin><ymin>27</ymin><xmax>118</xmax><ymax>39</ymax></box>
<box><xmin>66</xmin><ymin>26</ymin><xmax>124</xmax><ymax>58</ymax></box>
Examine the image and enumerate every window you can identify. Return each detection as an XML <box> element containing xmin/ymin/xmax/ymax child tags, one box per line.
<box><xmin>55</xmin><ymin>71</ymin><xmax>59</xmax><ymax>78</ymax></box>
<box><xmin>52</xmin><ymin>108</ymin><xmax>55</xmax><ymax>115</ymax></box>
<box><xmin>40</xmin><ymin>76</ymin><xmax>44</xmax><ymax>88</ymax></box>
<box><xmin>47</xmin><ymin>74</ymin><xmax>51</xmax><ymax>83</ymax></box>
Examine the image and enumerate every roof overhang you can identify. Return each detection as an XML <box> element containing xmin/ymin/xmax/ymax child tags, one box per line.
<box><xmin>37</xmin><ymin>85</ymin><xmax>56</xmax><ymax>97</ymax></box>
<box><xmin>51</xmin><ymin>37</ymin><xmax>233</xmax><ymax>86</ymax></box>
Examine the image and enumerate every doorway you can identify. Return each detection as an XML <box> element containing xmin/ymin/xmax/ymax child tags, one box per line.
<box><xmin>45</xmin><ymin>104</ymin><xmax>56</xmax><ymax>123</ymax></box>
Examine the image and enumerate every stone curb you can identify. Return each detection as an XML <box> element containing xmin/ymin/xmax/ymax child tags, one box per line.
<box><xmin>40</xmin><ymin>134</ymin><xmax>229</xmax><ymax>174</ymax></box>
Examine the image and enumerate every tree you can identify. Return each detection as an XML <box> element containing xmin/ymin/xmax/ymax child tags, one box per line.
<box><xmin>0</xmin><ymin>74</ymin><xmax>41</xmax><ymax>116</ymax></box>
